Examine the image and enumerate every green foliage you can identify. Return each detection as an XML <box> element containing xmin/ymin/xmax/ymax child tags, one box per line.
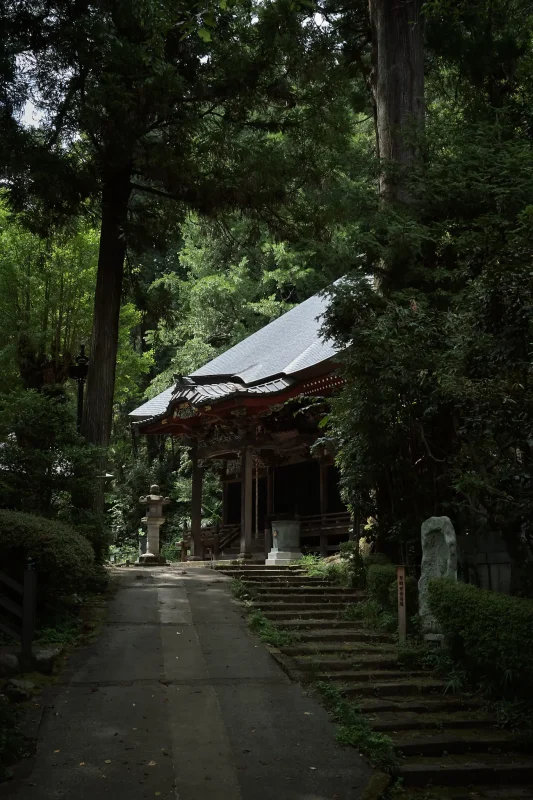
<box><xmin>340</xmin><ymin>602</ymin><xmax>363</xmax><ymax>621</ymax></box>
<box><xmin>0</xmin><ymin>205</ymin><xmax>98</xmax><ymax>392</ymax></box>
<box><xmin>316</xmin><ymin>681</ymin><xmax>399</xmax><ymax>772</ymax></box>
<box><xmin>367</xmin><ymin>564</ymin><xmax>398</xmax><ymax>609</ymax></box>
<box><xmin>338</xmin><ymin>540</ymin><xmax>367</xmax><ymax>588</ymax></box>
<box><xmin>322</xmin><ymin>104</ymin><xmax>533</xmax><ymax>578</ymax></box>
<box><xmin>428</xmin><ymin>578</ymin><xmax>533</xmax><ymax>702</ymax></box>
<box><xmin>230</xmin><ymin>578</ymin><xmax>255</xmax><ymax>601</ymax></box>
<box><xmin>246</xmin><ymin>609</ymin><xmax>296</xmax><ymax>648</ymax></box>
<box><xmin>301</xmin><ymin>546</ymin><xmax>367</xmax><ymax>588</ymax></box>
<box><xmin>0</xmin><ymin>698</ymin><xmax>26</xmax><ymax>781</ymax></box>
<box><xmin>0</xmin><ymin>509</ymin><xmax>96</xmax><ymax>597</ymax></box>
<box><xmin>0</xmin><ymin>387</ymin><xmax>103</xmax><ymax>517</ymax></box>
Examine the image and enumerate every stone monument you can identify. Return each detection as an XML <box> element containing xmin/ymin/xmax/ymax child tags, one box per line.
<box><xmin>266</xmin><ymin>518</ymin><xmax>303</xmax><ymax>566</ymax></box>
<box><xmin>137</xmin><ymin>485</ymin><xmax>170</xmax><ymax>566</ymax></box>
<box><xmin>418</xmin><ymin>516</ymin><xmax>457</xmax><ymax>635</ymax></box>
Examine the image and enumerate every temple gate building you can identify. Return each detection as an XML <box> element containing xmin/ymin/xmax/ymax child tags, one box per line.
<box><xmin>130</xmin><ymin>289</ymin><xmax>354</xmax><ymax>561</ymax></box>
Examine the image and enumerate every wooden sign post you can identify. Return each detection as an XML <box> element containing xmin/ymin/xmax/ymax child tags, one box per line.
<box><xmin>396</xmin><ymin>565</ymin><xmax>407</xmax><ymax>644</ymax></box>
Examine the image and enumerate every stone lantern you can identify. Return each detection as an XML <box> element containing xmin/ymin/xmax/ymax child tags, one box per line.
<box><xmin>137</xmin><ymin>485</ymin><xmax>170</xmax><ymax>566</ymax></box>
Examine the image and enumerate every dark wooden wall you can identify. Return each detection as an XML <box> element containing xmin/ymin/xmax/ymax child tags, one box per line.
<box><xmin>224</xmin><ymin>461</ymin><xmax>345</xmax><ymax>529</ymax></box>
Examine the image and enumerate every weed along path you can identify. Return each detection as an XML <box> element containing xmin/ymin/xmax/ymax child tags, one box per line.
<box><xmin>4</xmin><ymin>566</ymin><xmax>371</xmax><ymax>800</ymax></box>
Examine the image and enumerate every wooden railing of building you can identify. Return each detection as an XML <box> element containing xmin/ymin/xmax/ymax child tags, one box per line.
<box><xmin>299</xmin><ymin>511</ymin><xmax>353</xmax><ymax>557</ymax></box>
<box><xmin>180</xmin><ymin>523</ymin><xmax>240</xmax><ymax>561</ymax></box>
<box><xmin>180</xmin><ymin>514</ymin><xmax>354</xmax><ymax>561</ymax></box>
<box><xmin>0</xmin><ymin>562</ymin><xmax>37</xmax><ymax>670</ymax></box>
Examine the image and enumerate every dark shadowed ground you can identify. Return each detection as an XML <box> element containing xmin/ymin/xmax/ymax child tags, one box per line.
<box><xmin>1</xmin><ymin>566</ymin><xmax>371</xmax><ymax>800</ymax></box>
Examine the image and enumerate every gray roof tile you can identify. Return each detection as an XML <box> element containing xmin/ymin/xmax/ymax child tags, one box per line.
<box><xmin>130</xmin><ymin>288</ymin><xmax>337</xmax><ymax>422</ymax></box>
<box><xmin>190</xmin><ymin>290</ymin><xmax>337</xmax><ymax>383</ymax></box>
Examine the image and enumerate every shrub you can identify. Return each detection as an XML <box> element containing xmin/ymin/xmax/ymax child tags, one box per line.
<box><xmin>73</xmin><ymin>514</ymin><xmax>112</xmax><ymax>564</ymax></box>
<box><xmin>428</xmin><ymin>578</ymin><xmax>533</xmax><ymax>701</ymax></box>
<box><xmin>0</xmin><ymin>509</ymin><xmax>96</xmax><ymax>597</ymax></box>
<box><xmin>363</xmin><ymin>552</ymin><xmax>392</xmax><ymax>568</ymax></box>
<box><xmin>367</xmin><ymin>564</ymin><xmax>397</xmax><ymax>608</ymax></box>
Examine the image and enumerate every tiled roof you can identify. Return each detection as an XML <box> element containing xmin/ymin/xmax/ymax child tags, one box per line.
<box><xmin>191</xmin><ymin>290</ymin><xmax>337</xmax><ymax>383</ymax></box>
<box><xmin>129</xmin><ymin>377</ymin><xmax>294</xmax><ymax>421</ymax></box>
<box><xmin>130</xmin><ymin>288</ymin><xmax>338</xmax><ymax>422</ymax></box>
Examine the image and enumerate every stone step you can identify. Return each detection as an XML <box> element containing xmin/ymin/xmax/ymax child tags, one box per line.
<box><xmin>342</xmin><ymin>679</ymin><xmax>447</xmax><ymax>698</ymax></box>
<box><xmin>253</xmin><ymin>586</ymin><xmax>364</xmax><ymax>595</ymax></box>
<box><xmin>255</xmin><ymin>602</ymin><xmax>350</xmax><ymax>613</ymax></box>
<box><xmin>276</xmin><ymin>623</ymin><xmax>393</xmax><ymax>641</ymax></box>
<box><xmin>392</xmin><ymin>728</ymin><xmax>517</xmax><ymax>757</ymax></box>
<box><xmin>358</xmin><ymin>697</ymin><xmax>483</xmax><ymax>714</ymax></box>
<box><xmin>407</xmin><ymin>786</ymin><xmax>533</xmax><ymax>798</ymax></box>
<box><xmin>224</xmin><ymin>574</ymin><xmax>308</xmax><ymax>580</ymax></box>
<box><xmin>320</xmin><ymin>669</ymin><xmax>429</xmax><ymax>683</ymax></box>
<box><xmin>370</xmin><ymin>710</ymin><xmax>497</xmax><ymax>732</ymax></box>
<box><xmin>262</xmin><ymin>608</ymin><xmax>348</xmax><ymax>620</ymax></box>
<box><xmin>398</xmin><ymin>755</ymin><xmax>533</xmax><ymax>787</ymax></box>
<box><xmin>280</xmin><ymin>642</ymin><xmax>398</xmax><ymax>656</ymax></box>
<box><xmin>252</xmin><ymin>593</ymin><xmax>364</xmax><ymax>603</ymax></box>
<box><xmin>216</xmin><ymin>565</ymin><xmax>303</xmax><ymax>572</ymax></box>
<box><xmin>294</xmin><ymin>655</ymin><xmax>399</xmax><ymax>671</ymax></box>
<box><xmin>240</xmin><ymin>577</ymin><xmax>333</xmax><ymax>585</ymax></box>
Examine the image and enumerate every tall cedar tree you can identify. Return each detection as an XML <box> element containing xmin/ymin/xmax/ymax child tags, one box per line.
<box><xmin>2</xmin><ymin>0</ymin><xmax>349</xmax><ymax>451</ymax></box>
<box><xmin>368</xmin><ymin>0</ymin><xmax>424</xmax><ymax>206</ymax></box>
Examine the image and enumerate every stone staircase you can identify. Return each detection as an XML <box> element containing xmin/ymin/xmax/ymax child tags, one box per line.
<box><xmin>217</xmin><ymin>563</ymin><xmax>533</xmax><ymax>799</ymax></box>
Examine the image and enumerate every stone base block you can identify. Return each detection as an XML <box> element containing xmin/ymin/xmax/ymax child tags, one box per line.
<box><xmin>136</xmin><ymin>554</ymin><xmax>167</xmax><ymax>566</ymax></box>
<box><xmin>424</xmin><ymin>632</ymin><xmax>445</xmax><ymax>647</ymax></box>
<box><xmin>265</xmin><ymin>550</ymin><xmax>303</xmax><ymax>566</ymax></box>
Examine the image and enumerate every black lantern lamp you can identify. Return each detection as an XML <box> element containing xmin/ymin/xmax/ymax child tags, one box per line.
<box><xmin>68</xmin><ymin>344</ymin><xmax>90</xmax><ymax>433</ymax></box>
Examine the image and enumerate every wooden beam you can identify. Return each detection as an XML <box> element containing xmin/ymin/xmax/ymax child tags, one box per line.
<box><xmin>190</xmin><ymin>446</ymin><xmax>204</xmax><ymax>560</ymax></box>
<box><xmin>319</xmin><ymin>461</ymin><xmax>328</xmax><ymax>557</ymax></box>
<box><xmin>198</xmin><ymin>432</ymin><xmax>318</xmax><ymax>460</ymax></box>
<box><xmin>240</xmin><ymin>446</ymin><xmax>253</xmax><ymax>558</ymax></box>
<box><xmin>319</xmin><ymin>461</ymin><xmax>328</xmax><ymax>515</ymax></box>
<box><xmin>264</xmin><ymin>466</ymin><xmax>274</xmax><ymax>558</ymax></box>
<box><xmin>221</xmin><ymin>462</ymin><xmax>228</xmax><ymax>526</ymax></box>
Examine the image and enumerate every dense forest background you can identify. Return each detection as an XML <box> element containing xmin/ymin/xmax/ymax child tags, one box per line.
<box><xmin>1</xmin><ymin>0</ymin><xmax>533</xmax><ymax>590</ymax></box>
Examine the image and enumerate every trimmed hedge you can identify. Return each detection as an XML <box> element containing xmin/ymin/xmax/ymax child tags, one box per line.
<box><xmin>0</xmin><ymin>510</ymin><xmax>96</xmax><ymax>596</ymax></box>
<box><xmin>428</xmin><ymin>579</ymin><xmax>533</xmax><ymax>699</ymax></box>
<box><xmin>367</xmin><ymin>563</ymin><xmax>418</xmax><ymax>615</ymax></box>
<box><xmin>367</xmin><ymin>564</ymin><xmax>397</xmax><ymax>608</ymax></box>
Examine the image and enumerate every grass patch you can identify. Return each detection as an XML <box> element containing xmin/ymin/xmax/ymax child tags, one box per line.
<box><xmin>340</xmin><ymin>602</ymin><xmax>363</xmax><ymax>621</ymax></box>
<box><xmin>316</xmin><ymin>681</ymin><xmax>399</xmax><ymax>772</ymax></box>
<box><xmin>300</xmin><ymin>554</ymin><xmax>353</xmax><ymax>587</ymax></box>
<box><xmin>247</xmin><ymin>609</ymin><xmax>296</xmax><ymax>647</ymax></box>
<box><xmin>229</xmin><ymin>578</ymin><xmax>256</xmax><ymax>601</ymax></box>
<box><xmin>229</xmin><ymin>578</ymin><xmax>296</xmax><ymax>647</ymax></box>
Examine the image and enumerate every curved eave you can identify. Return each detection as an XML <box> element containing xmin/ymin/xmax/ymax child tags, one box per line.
<box><xmin>136</xmin><ymin>372</ymin><xmax>344</xmax><ymax>437</ymax></box>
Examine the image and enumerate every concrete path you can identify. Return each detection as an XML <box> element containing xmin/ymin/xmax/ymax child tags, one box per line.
<box><xmin>3</xmin><ymin>567</ymin><xmax>371</xmax><ymax>800</ymax></box>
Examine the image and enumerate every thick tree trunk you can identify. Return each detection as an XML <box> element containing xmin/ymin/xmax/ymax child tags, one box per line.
<box><xmin>81</xmin><ymin>168</ymin><xmax>132</xmax><ymax>448</ymax></box>
<box><xmin>369</xmin><ymin>0</ymin><xmax>424</xmax><ymax>203</ymax></box>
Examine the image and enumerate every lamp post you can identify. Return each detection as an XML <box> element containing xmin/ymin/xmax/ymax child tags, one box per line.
<box><xmin>68</xmin><ymin>344</ymin><xmax>89</xmax><ymax>433</ymax></box>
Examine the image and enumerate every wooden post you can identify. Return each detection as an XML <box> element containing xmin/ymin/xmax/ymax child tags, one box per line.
<box><xmin>221</xmin><ymin>462</ymin><xmax>228</xmax><ymax>526</ymax></box>
<box><xmin>213</xmin><ymin>532</ymin><xmax>220</xmax><ymax>560</ymax></box>
<box><xmin>397</xmin><ymin>565</ymin><xmax>407</xmax><ymax>643</ymax></box>
<box><xmin>240</xmin><ymin>446</ymin><xmax>253</xmax><ymax>558</ymax></box>
<box><xmin>265</xmin><ymin>466</ymin><xmax>274</xmax><ymax>558</ymax></box>
<box><xmin>181</xmin><ymin>538</ymin><xmax>188</xmax><ymax>562</ymax></box>
<box><xmin>190</xmin><ymin>446</ymin><xmax>203</xmax><ymax>560</ymax></box>
<box><xmin>319</xmin><ymin>461</ymin><xmax>328</xmax><ymax>557</ymax></box>
<box><xmin>21</xmin><ymin>561</ymin><xmax>36</xmax><ymax>672</ymax></box>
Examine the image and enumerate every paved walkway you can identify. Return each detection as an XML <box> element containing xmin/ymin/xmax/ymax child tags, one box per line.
<box><xmin>5</xmin><ymin>567</ymin><xmax>371</xmax><ymax>800</ymax></box>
